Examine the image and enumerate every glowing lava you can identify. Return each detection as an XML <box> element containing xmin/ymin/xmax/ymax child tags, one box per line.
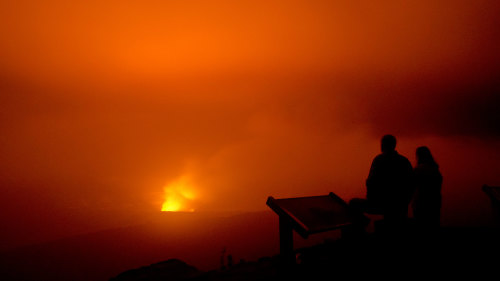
<box><xmin>161</xmin><ymin>176</ymin><xmax>196</xmax><ymax>212</ymax></box>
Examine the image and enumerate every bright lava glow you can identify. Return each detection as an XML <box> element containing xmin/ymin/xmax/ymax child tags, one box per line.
<box><xmin>161</xmin><ymin>176</ymin><xmax>196</xmax><ymax>212</ymax></box>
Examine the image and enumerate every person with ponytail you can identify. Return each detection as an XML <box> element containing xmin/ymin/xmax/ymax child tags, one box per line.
<box><xmin>412</xmin><ymin>146</ymin><xmax>443</xmax><ymax>230</ymax></box>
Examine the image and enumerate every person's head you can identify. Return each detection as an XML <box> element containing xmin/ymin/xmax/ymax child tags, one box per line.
<box><xmin>416</xmin><ymin>146</ymin><xmax>438</xmax><ymax>166</ymax></box>
<box><xmin>381</xmin><ymin>134</ymin><xmax>397</xmax><ymax>153</ymax></box>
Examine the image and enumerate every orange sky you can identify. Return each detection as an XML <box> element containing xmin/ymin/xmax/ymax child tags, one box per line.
<box><xmin>0</xmin><ymin>0</ymin><xmax>499</xmax><ymax>249</ymax></box>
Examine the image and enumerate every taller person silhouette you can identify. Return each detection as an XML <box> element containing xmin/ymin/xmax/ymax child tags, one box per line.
<box><xmin>350</xmin><ymin>135</ymin><xmax>414</xmax><ymax>227</ymax></box>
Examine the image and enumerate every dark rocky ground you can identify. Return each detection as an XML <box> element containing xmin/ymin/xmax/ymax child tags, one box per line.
<box><xmin>110</xmin><ymin>226</ymin><xmax>500</xmax><ymax>281</ymax></box>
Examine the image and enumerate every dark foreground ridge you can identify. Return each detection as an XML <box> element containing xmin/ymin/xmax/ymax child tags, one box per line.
<box><xmin>110</xmin><ymin>226</ymin><xmax>500</xmax><ymax>281</ymax></box>
<box><xmin>110</xmin><ymin>259</ymin><xmax>201</xmax><ymax>281</ymax></box>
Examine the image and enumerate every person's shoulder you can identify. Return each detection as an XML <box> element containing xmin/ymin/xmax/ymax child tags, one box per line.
<box><xmin>369</xmin><ymin>154</ymin><xmax>385</xmax><ymax>168</ymax></box>
<box><xmin>414</xmin><ymin>164</ymin><xmax>425</xmax><ymax>172</ymax></box>
<box><xmin>415</xmin><ymin>163</ymin><xmax>440</xmax><ymax>172</ymax></box>
<box><xmin>372</xmin><ymin>153</ymin><xmax>385</xmax><ymax>162</ymax></box>
<box><xmin>395</xmin><ymin>152</ymin><xmax>412</xmax><ymax>166</ymax></box>
<box><xmin>401</xmin><ymin>155</ymin><xmax>411</xmax><ymax>164</ymax></box>
<box><xmin>395</xmin><ymin>151</ymin><xmax>409</xmax><ymax>160</ymax></box>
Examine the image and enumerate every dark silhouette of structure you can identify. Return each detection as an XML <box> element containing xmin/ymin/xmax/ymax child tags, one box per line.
<box><xmin>266</xmin><ymin>193</ymin><xmax>359</xmax><ymax>266</ymax></box>
<box><xmin>350</xmin><ymin>135</ymin><xmax>414</xmax><ymax>228</ymax></box>
<box><xmin>483</xmin><ymin>185</ymin><xmax>500</xmax><ymax>224</ymax></box>
<box><xmin>412</xmin><ymin>146</ymin><xmax>442</xmax><ymax>230</ymax></box>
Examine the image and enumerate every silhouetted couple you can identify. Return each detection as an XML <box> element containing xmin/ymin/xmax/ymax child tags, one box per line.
<box><xmin>350</xmin><ymin>135</ymin><xmax>442</xmax><ymax>232</ymax></box>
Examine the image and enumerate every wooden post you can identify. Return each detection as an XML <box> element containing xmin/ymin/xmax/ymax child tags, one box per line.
<box><xmin>279</xmin><ymin>216</ymin><xmax>295</xmax><ymax>266</ymax></box>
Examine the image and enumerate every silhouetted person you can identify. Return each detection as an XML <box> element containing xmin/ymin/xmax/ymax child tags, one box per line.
<box><xmin>350</xmin><ymin>135</ymin><xmax>414</xmax><ymax>228</ymax></box>
<box><xmin>412</xmin><ymin>146</ymin><xmax>442</xmax><ymax>230</ymax></box>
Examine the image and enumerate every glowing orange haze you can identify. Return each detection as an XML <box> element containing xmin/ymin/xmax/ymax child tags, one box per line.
<box><xmin>0</xmin><ymin>0</ymin><xmax>499</xmax><ymax>250</ymax></box>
